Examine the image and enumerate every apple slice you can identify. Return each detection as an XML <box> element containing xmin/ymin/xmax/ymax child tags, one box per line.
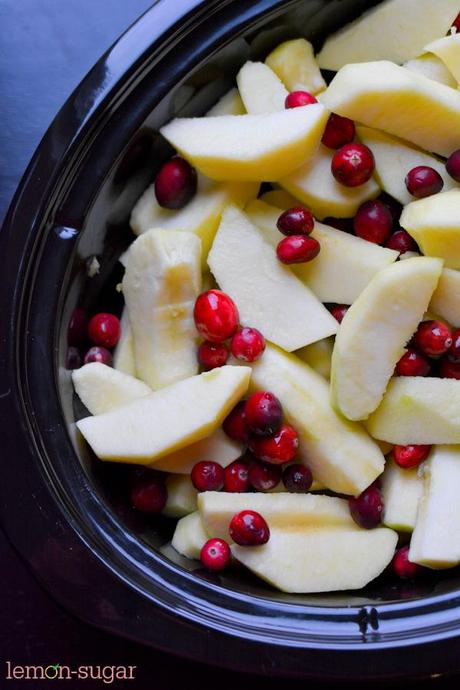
<box><xmin>208</xmin><ymin>205</ymin><xmax>337</xmax><ymax>350</ymax></box>
<box><xmin>259</xmin><ymin>189</ymin><xmax>299</xmax><ymax>208</ymax></box>
<box><xmin>430</xmin><ymin>268</ymin><xmax>460</xmax><ymax>327</ymax></box>
<box><xmin>162</xmin><ymin>475</ymin><xmax>198</xmax><ymax>519</ymax></box>
<box><xmin>232</xmin><ymin>525</ymin><xmax>398</xmax><ymax>593</ymax></box>
<box><xmin>331</xmin><ymin>257</ymin><xmax>443</xmax><ymax>421</ymax></box>
<box><xmin>410</xmin><ymin>446</ymin><xmax>460</xmax><ymax>568</ymax></box>
<box><xmin>404</xmin><ymin>53</ymin><xmax>457</xmax><ymax>88</ymax></box>
<box><xmin>317</xmin><ymin>0</ymin><xmax>459</xmax><ymax>70</ymax></box>
<box><xmin>236</xmin><ymin>61</ymin><xmax>288</xmax><ymax>114</ymax></box>
<box><xmin>77</xmin><ymin>365</ymin><xmax>251</xmax><ymax>463</ymax></box>
<box><xmin>425</xmin><ymin>34</ymin><xmax>460</xmax><ymax>86</ymax></box>
<box><xmin>400</xmin><ymin>190</ymin><xmax>460</xmax><ymax>269</ymax></box>
<box><xmin>321</xmin><ymin>61</ymin><xmax>460</xmax><ymax>157</ymax></box>
<box><xmin>172</xmin><ymin>511</ymin><xmax>209</xmax><ymax>560</ymax></box>
<box><xmin>296</xmin><ymin>337</ymin><xmax>334</xmax><ymax>380</ymax></box>
<box><xmin>357</xmin><ymin>126</ymin><xmax>459</xmax><ymax>206</ymax></box>
<box><xmin>280</xmin><ymin>144</ymin><xmax>380</xmax><ymax>220</ymax></box>
<box><xmin>159</xmin><ymin>104</ymin><xmax>328</xmax><ymax>181</ymax></box>
<box><xmin>366</xmin><ymin>377</ymin><xmax>460</xmax><ymax>445</ymax></box>
<box><xmin>206</xmin><ymin>88</ymin><xmax>245</xmax><ymax>116</ymax></box>
<box><xmin>113</xmin><ymin>308</ymin><xmax>136</xmax><ymax>377</ymax></box>
<box><xmin>381</xmin><ymin>458</ymin><xmax>424</xmax><ymax>532</ymax></box>
<box><xmin>72</xmin><ymin>363</ymin><xmax>151</xmax><ymax>415</ymax></box>
<box><xmin>266</xmin><ymin>38</ymin><xmax>326</xmax><ymax>95</ymax></box>
<box><xmin>245</xmin><ymin>199</ymin><xmax>398</xmax><ymax>304</ymax></box>
<box><xmin>153</xmin><ymin>428</ymin><xmax>241</xmax><ymax>473</ymax></box>
<box><xmin>243</xmin><ymin>343</ymin><xmax>384</xmax><ymax>496</ymax></box>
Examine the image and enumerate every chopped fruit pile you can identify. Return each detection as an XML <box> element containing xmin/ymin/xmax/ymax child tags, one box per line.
<box><xmin>69</xmin><ymin>0</ymin><xmax>460</xmax><ymax>593</ymax></box>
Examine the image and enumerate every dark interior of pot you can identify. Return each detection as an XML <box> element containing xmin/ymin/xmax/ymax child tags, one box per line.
<box><xmin>57</xmin><ymin>0</ymin><xmax>460</xmax><ymax>608</ymax></box>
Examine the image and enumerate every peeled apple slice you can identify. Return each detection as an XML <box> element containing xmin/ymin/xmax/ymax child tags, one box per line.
<box><xmin>153</xmin><ymin>428</ymin><xmax>241</xmax><ymax>473</ymax></box>
<box><xmin>410</xmin><ymin>446</ymin><xmax>460</xmax><ymax>568</ymax></box>
<box><xmin>321</xmin><ymin>61</ymin><xmax>460</xmax><ymax>157</ymax></box>
<box><xmin>331</xmin><ymin>257</ymin><xmax>443</xmax><ymax>421</ymax></box>
<box><xmin>162</xmin><ymin>475</ymin><xmax>198</xmax><ymax>519</ymax></box>
<box><xmin>425</xmin><ymin>34</ymin><xmax>460</xmax><ymax>86</ymax></box>
<box><xmin>366</xmin><ymin>377</ymin><xmax>460</xmax><ymax>445</ymax></box>
<box><xmin>317</xmin><ymin>0</ymin><xmax>459</xmax><ymax>70</ymax></box>
<box><xmin>243</xmin><ymin>343</ymin><xmax>384</xmax><ymax>496</ymax></box>
<box><xmin>266</xmin><ymin>38</ymin><xmax>326</xmax><ymax>95</ymax></box>
<box><xmin>72</xmin><ymin>363</ymin><xmax>151</xmax><ymax>415</ymax></box>
<box><xmin>208</xmin><ymin>205</ymin><xmax>337</xmax><ymax>351</ymax></box>
<box><xmin>206</xmin><ymin>88</ymin><xmax>245</xmax><ymax>116</ymax></box>
<box><xmin>236</xmin><ymin>61</ymin><xmax>288</xmax><ymax>114</ymax></box>
<box><xmin>357</xmin><ymin>126</ymin><xmax>459</xmax><ymax>206</ymax></box>
<box><xmin>381</xmin><ymin>458</ymin><xmax>424</xmax><ymax>532</ymax></box>
<box><xmin>172</xmin><ymin>511</ymin><xmax>209</xmax><ymax>560</ymax></box>
<box><xmin>122</xmin><ymin>229</ymin><xmax>201</xmax><ymax>390</ymax></box>
<box><xmin>113</xmin><ymin>308</ymin><xmax>136</xmax><ymax>377</ymax></box>
<box><xmin>400</xmin><ymin>190</ymin><xmax>460</xmax><ymax>269</ymax></box>
<box><xmin>159</xmin><ymin>105</ymin><xmax>328</xmax><ymax>181</ymax></box>
<box><xmin>296</xmin><ymin>337</ymin><xmax>334</xmax><ymax>380</ymax></box>
<box><xmin>429</xmin><ymin>268</ymin><xmax>460</xmax><ymax>327</ymax></box>
<box><xmin>259</xmin><ymin>189</ymin><xmax>299</xmax><ymax>208</ymax></box>
<box><xmin>403</xmin><ymin>54</ymin><xmax>457</xmax><ymax>88</ymax></box>
<box><xmin>76</xmin><ymin>365</ymin><xmax>251</xmax><ymax>463</ymax></box>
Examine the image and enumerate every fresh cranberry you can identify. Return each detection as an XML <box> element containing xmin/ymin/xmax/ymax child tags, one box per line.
<box><xmin>67</xmin><ymin>308</ymin><xmax>88</xmax><ymax>346</ymax></box>
<box><xmin>276</xmin><ymin>207</ymin><xmax>314</xmax><ymax>236</ymax></box>
<box><xmin>224</xmin><ymin>459</ymin><xmax>250</xmax><ymax>493</ymax></box>
<box><xmin>327</xmin><ymin>303</ymin><xmax>349</xmax><ymax>324</ymax></box>
<box><xmin>452</xmin><ymin>12</ymin><xmax>460</xmax><ymax>31</ymax></box>
<box><xmin>154</xmin><ymin>156</ymin><xmax>197</xmax><ymax>209</ymax></box>
<box><xmin>321</xmin><ymin>113</ymin><xmax>355</xmax><ymax>149</ymax></box>
<box><xmin>249</xmin><ymin>424</ymin><xmax>299</xmax><ymax>465</ymax></box>
<box><xmin>131</xmin><ymin>474</ymin><xmax>167</xmax><ymax>514</ymax></box>
<box><xmin>349</xmin><ymin>482</ymin><xmax>383</xmax><ymax>529</ymax></box>
<box><xmin>277</xmin><ymin>235</ymin><xmax>320</xmax><ymax>264</ymax></box>
<box><xmin>88</xmin><ymin>312</ymin><xmax>121</xmax><ymax>349</ymax></box>
<box><xmin>229</xmin><ymin>510</ymin><xmax>270</xmax><ymax>546</ymax></box>
<box><xmin>446</xmin><ymin>148</ymin><xmax>460</xmax><ymax>182</ymax></box>
<box><xmin>191</xmin><ymin>461</ymin><xmax>225</xmax><ymax>492</ymax></box>
<box><xmin>231</xmin><ymin>327</ymin><xmax>265</xmax><ymax>363</ymax></box>
<box><xmin>323</xmin><ymin>216</ymin><xmax>354</xmax><ymax>233</ymax></box>
<box><xmin>414</xmin><ymin>320</ymin><xmax>452</xmax><ymax>357</ymax></box>
<box><xmin>447</xmin><ymin>329</ymin><xmax>460</xmax><ymax>362</ymax></box>
<box><xmin>285</xmin><ymin>91</ymin><xmax>317</xmax><ymax>108</ymax></box>
<box><xmin>331</xmin><ymin>143</ymin><xmax>375</xmax><ymax>187</ymax></box>
<box><xmin>198</xmin><ymin>341</ymin><xmax>229</xmax><ymax>369</ymax></box>
<box><xmin>394</xmin><ymin>444</ymin><xmax>431</xmax><ymax>469</ymax></box>
<box><xmin>84</xmin><ymin>346</ymin><xmax>114</xmax><ymax>366</ymax></box>
<box><xmin>405</xmin><ymin>166</ymin><xmax>444</xmax><ymax>198</ymax></box>
<box><xmin>194</xmin><ymin>290</ymin><xmax>239</xmax><ymax>343</ymax></box>
<box><xmin>392</xmin><ymin>545</ymin><xmax>422</xmax><ymax>579</ymax></box>
<box><xmin>439</xmin><ymin>357</ymin><xmax>460</xmax><ymax>380</ymax></box>
<box><xmin>395</xmin><ymin>349</ymin><xmax>431</xmax><ymax>377</ymax></box>
<box><xmin>282</xmin><ymin>463</ymin><xmax>313</xmax><ymax>493</ymax></box>
<box><xmin>222</xmin><ymin>401</ymin><xmax>250</xmax><ymax>443</ymax></box>
<box><xmin>248</xmin><ymin>458</ymin><xmax>281</xmax><ymax>492</ymax></box>
<box><xmin>353</xmin><ymin>199</ymin><xmax>393</xmax><ymax>245</ymax></box>
<box><xmin>66</xmin><ymin>346</ymin><xmax>82</xmax><ymax>370</ymax></box>
<box><xmin>245</xmin><ymin>391</ymin><xmax>283</xmax><ymax>436</ymax></box>
<box><xmin>385</xmin><ymin>229</ymin><xmax>418</xmax><ymax>254</ymax></box>
<box><xmin>200</xmin><ymin>538</ymin><xmax>231</xmax><ymax>572</ymax></box>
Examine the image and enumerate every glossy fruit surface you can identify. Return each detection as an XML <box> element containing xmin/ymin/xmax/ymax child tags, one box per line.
<box><xmin>230</xmin><ymin>327</ymin><xmax>265</xmax><ymax>362</ymax></box>
<box><xmin>394</xmin><ymin>444</ymin><xmax>431</xmax><ymax>469</ymax></box>
<box><xmin>191</xmin><ymin>461</ymin><xmax>225</xmax><ymax>491</ymax></box>
<box><xmin>349</xmin><ymin>482</ymin><xmax>383</xmax><ymax>529</ymax></box>
<box><xmin>200</xmin><ymin>538</ymin><xmax>231</xmax><ymax>571</ymax></box>
<box><xmin>446</xmin><ymin>148</ymin><xmax>460</xmax><ymax>182</ymax></box>
<box><xmin>276</xmin><ymin>235</ymin><xmax>320</xmax><ymax>264</ymax></box>
<box><xmin>276</xmin><ymin>206</ymin><xmax>314</xmax><ymax>236</ymax></box>
<box><xmin>88</xmin><ymin>313</ymin><xmax>121</xmax><ymax>348</ymax></box>
<box><xmin>395</xmin><ymin>349</ymin><xmax>431</xmax><ymax>377</ymax></box>
<box><xmin>194</xmin><ymin>290</ymin><xmax>239</xmax><ymax>343</ymax></box>
<box><xmin>447</xmin><ymin>329</ymin><xmax>460</xmax><ymax>363</ymax></box>
<box><xmin>222</xmin><ymin>401</ymin><xmax>250</xmax><ymax>443</ymax></box>
<box><xmin>248</xmin><ymin>458</ymin><xmax>281</xmax><ymax>492</ymax></box>
<box><xmin>131</xmin><ymin>474</ymin><xmax>167</xmax><ymax>514</ymax></box>
<box><xmin>331</xmin><ymin>143</ymin><xmax>375</xmax><ymax>187</ymax></box>
<box><xmin>392</xmin><ymin>545</ymin><xmax>422</xmax><ymax>579</ymax></box>
<box><xmin>321</xmin><ymin>113</ymin><xmax>355</xmax><ymax>149</ymax></box>
<box><xmin>249</xmin><ymin>424</ymin><xmax>299</xmax><ymax>464</ymax></box>
<box><xmin>224</xmin><ymin>459</ymin><xmax>250</xmax><ymax>493</ymax></box>
<box><xmin>245</xmin><ymin>391</ymin><xmax>283</xmax><ymax>436</ymax></box>
<box><xmin>439</xmin><ymin>357</ymin><xmax>460</xmax><ymax>380</ymax></box>
<box><xmin>229</xmin><ymin>510</ymin><xmax>270</xmax><ymax>545</ymax></box>
<box><xmin>405</xmin><ymin>165</ymin><xmax>443</xmax><ymax>198</ymax></box>
<box><xmin>154</xmin><ymin>156</ymin><xmax>197</xmax><ymax>209</ymax></box>
<box><xmin>385</xmin><ymin>229</ymin><xmax>418</xmax><ymax>254</ymax></box>
<box><xmin>282</xmin><ymin>463</ymin><xmax>313</xmax><ymax>493</ymax></box>
<box><xmin>353</xmin><ymin>199</ymin><xmax>393</xmax><ymax>244</ymax></box>
<box><xmin>285</xmin><ymin>90</ymin><xmax>317</xmax><ymax>108</ymax></box>
<box><xmin>198</xmin><ymin>341</ymin><xmax>229</xmax><ymax>369</ymax></box>
<box><xmin>327</xmin><ymin>303</ymin><xmax>349</xmax><ymax>324</ymax></box>
<box><xmin>84</xmin><ymin>346</ymin><xmax>113</xmax><ymax>366</ymax></box>
<box><xmin>414</xmin><ymin>320</ymin><xmax>452</xmax><ymax>357</ymax></box>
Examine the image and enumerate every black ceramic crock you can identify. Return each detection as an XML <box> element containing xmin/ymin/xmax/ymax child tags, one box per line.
<box><xmin>2</xmin><ymin>0</ymin><xmax>460</xmax><ymax>681</ymax></box>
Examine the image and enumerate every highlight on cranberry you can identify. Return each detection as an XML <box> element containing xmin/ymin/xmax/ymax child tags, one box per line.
<box><xmin>327</xmin><ymin>303</ymin><xmax>349</xmax><ymax>324</ymax></box>
<box><xmin>200</xmin><ymin>538</ymin><xmax>231</xmax><ymax>572</ymax></box>
<box><xmin>331</xmin><ymin>142</ymin><xmax>375</xmax><ymax>187</ymax></box>
<box><xmin>393</xmin><ymin>444</ymin><xmax>432</xmax><ymax>469</ymax></box>
<box><xmin>245</xmin><ymin>391</ymin><xmax>283</xmax><ymax>436</ymax></box>
<box><xmin>405</xmin><ymin>165</ymin><xmax>444</xmax><ymax>198</ymax></box>
<box><xmin>276</xmin><ymin>206</ymin><xmax>314</xmax><ymax>236</ymax></box>
<box><xmin>413</xmin><ymin>320</ymin><xmax>453</xmax><ymax>357</ymax></box>
<box><xmin>229</xmin><ymin>510</ymin><xmax>270</xmax><ymax>546</ymax></box>
<box><xmin>191</xmin><ymin>461</ymin><xmax>225</xmax><ymax>492</ymax></box>
<box><xmin>391</xmin><ymin>545</ymin><xmax>422</xmax><ymax>580</ymax></box>
<box><xmin>276</xmin><ymin>235</ymin><xmax>320</xmax><ymax>264</ymax></box>
<box><xmin>285</xmin><ymin>90</ymin><xmax>317</xmax><ymax>108</ymax></box>
<box><xmin>224</xmin><ymin>459</ymin><xmax>250</xmax><ymax>493</ymax></box>
<box><xmin>282</xmin><ymin>464</ymin><xmax>313</xmax><ymax>493</ymax></box>
<box><xmin>84</xmin><ymin>346</ymin><xmax>114</xmax><ymax>366</ymax></box>
<box><xmin>353</xmin><ymin>199</ymin><xmax>393</xmax><ymax>245</ymax></box>
<box><xmin>447</xmin><ymin>328</ymin><xmax>460</xmax><ymax>363</ymax></box>
<box><xmin>88</xmin><ymin>312</ymin><xmax>121</xmax><ymax>349</ymax></box>
<box><xmin>154</xmin><ymin>156</ymin><xmax>197</xmax><ymax>209</ymax></box>
<box><xmin>230</xmin><ymin>327</ymin><xmax>266</xmax><ymax>363</ymax></box>
<box><xmin>385</xmin><ymin>228</ymin><xmax>418</xmax><ymax>255</ymax></box>
<box><xmin>197</xmin><ymin>341</ymin><xmax>229</xmax><ymax>370</ymax></box>
<box><xmin>249</xmin><ymin>424</ymin><xmax>299</xmax><ymax>465</ymax></box>
<box><xmin>248</xmin><ymin>458</ymin><xmax>281</xmax><ymax>492</ymax></box>
<box><xmin>222</xmin><ymin>401</ymin><xmax>250</xmax><ymax>443</ymax></box>
<box><xmin>321</xmin><ymin>113</ymin><xmax>355</xmax><ymax>150</ymax></box>
<box><xmin>395</xmin><ymin>349</ymin><xmax>431</xmax><ymax>377</ymax></box>
<box><xmin>193</xmin><ymin>289</ymin><xmax>239</xmax><ymax>343</ymax></box>
<box><xmin>349</xmin><ymin>482</ymin><xmax>383</xmax><ymax>529</ymax></box>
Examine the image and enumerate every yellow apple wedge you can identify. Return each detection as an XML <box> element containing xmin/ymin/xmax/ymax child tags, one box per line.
<box><xmin>259</xmin><ymin>189</ymin><xmax>299</xmax><ymax>208</ymax></box>
<box><xmin>331</xmin><ymin>257</ymin><xmax>443</xmax><ymax>421</ymax></box>
<box><xmin>317</xmin><ymin>0</ymin><xmax>459</xmax><ymax>69</ymax></box>
<box><xmin>236</xmin><ymin>61</ymin><xmax>288</xmax><ymax>113</ymax></box>
<box><xmin>172</xmin><ymin>512</ymin><xmax>209</xmax><ymax>560</ymax></box>
<box><xmin>381</xmin><ymin>458</ymin><xmax>423</xmax><ymax>532</ymax></box>
<box><xmin>425</xmin><ymin>34</ymin><xmax>460</xmax><ymax>86</ymax></box>
<box><xmin>296</xmin><ymin>337</ymin><xmax>334</xmax><ymax>380</ymax></box>
<box><xmin>206</xmin><ymin>88</ymin><xmax>245</xmax><ymax>116</ymax></box>
<box><xmin>113</xmin><ymin>307</ymin><xmax>136</xmax><ymax>377</ymax></box>
<box><xmin>162</xmin><ymin>475</ymin><xmax>198</xmax><ymax>519</ymax></box>
<box><xmin>265</xmin><ymin>38</ymin><xmax>326</xmax><ymax>95</ymax></box>
<box><xmin>404</xmin><ymin>53</ymin><xmax>457</xmax><ymax>88</ymax></box>
<box><xmin>159</xmin><ymin>105</ymin><xmax>328</xmax><ymax>181</ymax></box>
<box><xmin>153</xmin><ymin>429</ymin><xmax>242</xmax><ymax>473</ymax></box>
<box><xmin>76</xmin><ymin>365</ymin><xmax>251</xmax><ymax>463</ymax></box>
<box><xmin>430</xmin><ymin>268</ymin><xmax>460</xmax><ymax>327</ymax></box>
<box><xmin>321</xmin><ymin>61</ymin><xmax>460</xmax><ymax>157</ymax></box>
<box><xmin>72</xmin><ymin>363</ymin><xmax>151</xmax><ymax>415</ymax></box>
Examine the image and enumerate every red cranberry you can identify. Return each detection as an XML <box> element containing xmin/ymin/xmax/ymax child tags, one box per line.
<box><xmin>200</xmin><ymin>538</ymin><xmax>231</xmax><ymax>572</ymax></box>
<box><xmin>405</xmin><ymin>166</ymin><xmax>444</xmax><ymax>198</ymax></box>
<box><xmin>394</xmin><ymin>444</ymin><xmax>431</xmax><ymax>469</ymax></box>
<box><xmin>131</xmin><ymin>474</ymin><xmax>167</xmax><ymax>514</ymax></box>
<box><xmin>285</xmin><ymin>91</ymin><xmax>317</xmax><ymax>108</ymax></box>
<box><xmin>222</xmin><ymin>401</ymin><xmax>250</xmax><ymax>443</ymax></box>
<box><xmin>231</xmin><ymin>327</ymin><xmax>265</xmax><ymax>363</ymax></box>
<box><xmin>248</xmin><ymin>458</ymin><xmax>281</xmax><ymax>492</ymax></box>
<box><xmin>439</xmin><ymin>357</ymin><xmax>460</xmax><ymax>380</ymax></box>
<box><xmin>395</xmin><ymin>349</ymin><xmax>431</xmax><ymax>377</ymax></box>
<box><xmin>282</xmin><ymin>463</ymin><xmax>313</xmax><ymax>493</ymax></box>
<box><xmin>446</xmin><ymin>148</ymin><xmax>460</xmax><ymax>182</ymax></box>
<box><xmin>414</xmin><ymin>320</ymin><xmax>452</xmax><ymax>357</ymax></box>
<box><xmin>349</xmin><ymin>482</ymin><xmax>383</xmax><ymax>529</ymax></box>
<box><xmin>88</xmin><ymin>312</ymin><xmax>121</xmax><ymax>349</ymax></box>
<box><xmin>154</xmin><ymin>156</ymin><xmax>197</xmax><ymax>209</ymax></box>
<box><xmin>321</xmin><ymin>113</ymin><xmax>355</xmax><ymax>149</ymax></box>
<box><xmin>224</xmin><ymin>459</ymin><xmax>250</xmax><ymax>493</ymax></box>
<box><xmin>84</xmin><ymin>346</ymin><xmax>114</xmax><ymax>366</ymax></box>
<box><xmin>323</xmin><ymin>216</ymin><xmax>354</xmax><ymax>233</ymax></box>
<box><xmin>353</xmin><ymin>199</ymin><xmax>393</xmax><ymax>245</ymax></box>
<box><xmin>191</xmin><ymin>461</ymin><xmax>225</xmax><ymax>492</ymax></box>
<box><xmin>452</xmin><ymin>12</ymin><xmax>460</xmax><ymax>31</ymax></box>
<box><xmin>229</xmin><ymin>510</ymin><xmax>270</xmax><ymax>546</ymax></box>
<box><xmin>245</xmin><ymin>391</ymin><xmax>283</xmax><ymax>436</ymax></box>
<box><xmin>331</xmin><ymin>143</ymin><xmax>375</xmax><ymax>187</ymax></box>
<box><xmin>327</xmin><ymin>303</ymin><xmax>349</xmax><ymax>324</ymax></box>
<box><xmin>385</xmin><ymin>229</ymin><xmax>418</xmax><ymax>254</ymax></box>
<box><xmin>67</xmin><ymin>308</ymin><xmax>88</xmax><ymax>346</ymax></box>
<box><xmin>249</xmin><ymin>424</ymin><xmax>299</xmax><ymax>465</ymax></box>
<box><xmin>194</xmin><ymin>290</ymin><xmax>239</xmax><ymax>343</ymax></box>
<box><xmin>66</xmin><ymin>346</ymin><xmax>82</xmax><ymax>370</ymax></box>
<box><xmin>392</xmin><ymin>545</ymin><xmax>422</xmax><ymax>579</ymax></box>
<box><xmin>276</xmin><ymin>207</ymin><xmax>314</xmax><ymax>236</ymax></box>
<box><xmin>277</xmin><ymin>235</ymin><xmax>320</xmax><ymax>264</ymax></box>
<box><xmin>447</xmin><ymin>329</ymin><xmax>460</xmax><ymax>362</ymax></box>
<box><xmin>198</xmin><ymin>341</ymin><xmax>229</xmax><ymax>369</ymax></box>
